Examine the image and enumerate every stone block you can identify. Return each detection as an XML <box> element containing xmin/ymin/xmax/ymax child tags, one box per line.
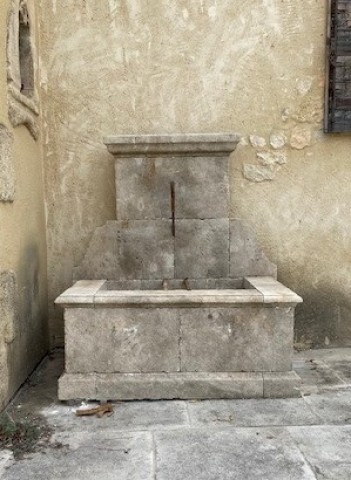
<box><xmin>115</xmin><ymin>156</ymin><xmax>229</xmax><ymax>220</ymax></box>
<box><xmin>58</xmin><ymin>373</ymin><xmax>96</xmax><ymax>400</ymax></box>
<box><xmin>55</xmin><ymin>280</ymin><xmax>105</xmax><ymax>307</ymax></box>
<box><xmin>65</xmin><ymin>308</ymin><xmax>180</xmax><ymax>374</ymax></box>
<box><xmin>263</xmin><ymin>372</ymin><xmax>301</xmax><ymax>398</ymax></box>
<box><xmin>245</xmin><ymin>277</ymin><xmax>303</xmax><ymax>304</ymax></box>
<box><xmin>104</xmin><ymin>133</ymin><xmax>240</xmax><ymax>157</ymax></box>
<box><xmin>175</xmin><ymin>219</ymin><xmax>229</xmax><ymax>278</ymax></box>
<box><xmin>0</xmin><ymin>271</ymin><xmax>17</xmax><ymax>344</ymax></box>
<box><xmin>115</xmin><ymin>157</ymin><xmax>170</xmax><ymax>220</ymax></box>
<box><xmin>74</xmin><ymin>220</ymin><xmax>174</xmax><ymax>280</ymax></box>
<box><xmin>181</xmin><ymin>307</ymin><xmax>294</xmax><ymax>372</ymax></box>
<box><xmin>0</xmin><ymin>125</ymin><xmax>15</xmax><ymax>202</ymax></box>
<box><xmin>95</xmin><ymin>372</ymin><xmax>263</xmax><ymax>400</ymax></box>
<box><xmin>230</xmin><ymin>219</ymin><xmax>277</xmax><ymax>278</ymax></box>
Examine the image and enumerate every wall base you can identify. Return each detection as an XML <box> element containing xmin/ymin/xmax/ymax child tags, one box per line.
<box><xmin>58</xmin><ymin>371</ymin><xmax>301</xmax><ymax>401</ymax></box>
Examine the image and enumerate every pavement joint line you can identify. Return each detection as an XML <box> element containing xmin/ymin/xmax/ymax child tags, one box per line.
<box><xmin>183</xmin><ymin>401</ymin><xmax>191</xmax><ymax>426</ymax></box>
<box><xmin>301</xmin><ymin>395</ymin><xmax>328</xmax><ymax>424</ymax></box>
<box><xmin>151</xmin><ymin>432</ymin><xmax>157</xmax><ymax>480</ymax></box>
<box><xmin>317</xmin><ymin>360</ymin><xmax>348</xmax><ymax>385</ymax></box>
<box><xmin>49</xmin><ymin>423</ymin><xmax>351</xmax><ymax>437</ymax></box>
<box><xmin>284</xmin><ymin>428</ymin><xmax>319</xmax><ymax>480</ymax></box>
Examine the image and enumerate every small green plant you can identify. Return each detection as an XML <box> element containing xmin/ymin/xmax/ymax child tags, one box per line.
<box><xmin>0</xmin><ymin>412</ymin><xmax>44</xmax><ymax>459</ymax></box>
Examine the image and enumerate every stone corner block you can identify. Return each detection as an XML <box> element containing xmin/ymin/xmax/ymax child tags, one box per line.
<box><xmin>263</xmin><ymin>371</ymin><xmax>301</xmax><ymax>399</ymax></box>
<box><xmin>58</xmin><ymin>373</ymin><xmax>97</xmax><ymax>401</ymax></box>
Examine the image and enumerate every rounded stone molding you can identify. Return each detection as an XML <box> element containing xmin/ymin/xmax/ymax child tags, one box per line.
<box><xmin>7</xmin><ymin>0</ymin><xmax>39</xmax><ymax>139</ymax></box>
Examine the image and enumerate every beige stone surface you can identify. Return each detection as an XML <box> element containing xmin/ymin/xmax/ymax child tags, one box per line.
<box><xmin>65</xmin><ymin>308</ymin><xmax>181</xmax><ymax>374</ymax></box>
<box><xmin>0</xmin><ymin>125</ymin><xmax>15</xmax><ymax>202</ymax></box>
<box><xmin>36</xmin><ymin>0</ymin><xmax>351</xmax><ymax>349</ymax></box>
<box><xmin>0</xmin><ymin>0</ymin><xmax>48</xmax><ymax>409</ymax></box>
<box><xmin>181</xmin><ymin>307</ymin><xmax>294</xmax><ymax>373</ymax></box>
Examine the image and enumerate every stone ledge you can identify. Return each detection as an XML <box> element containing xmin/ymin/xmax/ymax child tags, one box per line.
<box><xmin>59</xmin><ymin>372</ymin><xmax>302</xmax><ymax>401</ymax></box>
<box><xmin>104</xmin><ymin>133</ymin><xmax>241</xmax><ymax>157</ymax></box>
<box><xmin>55</xmin><ymin>277</ymin><xmax>302</xmax><ymax>308</ymax></box>
<box><xmin>244</xmin><ymin>277</ymin><xmax>303</xmax><ymax>305</ymax></box>
<box><xmin>263</xmin><ymin>372</ymin><xmax>301</xmax><ymax>398</ymax></box>
<box><xmin>59</xmin><ymin>372</ymin><xmax>264</xmax><ymax>401</ymax></box>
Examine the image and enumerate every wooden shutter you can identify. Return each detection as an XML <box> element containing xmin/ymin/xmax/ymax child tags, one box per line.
<box><xmin>325</xmin><ymin>0</ymin><xmax>351</xmax><ymax>132</ymax></box>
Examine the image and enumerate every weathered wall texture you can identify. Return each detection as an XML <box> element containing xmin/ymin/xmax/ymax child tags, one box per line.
<box><xmin>0</xmin><ymin>0</ymin><xmax>48</xmax><ymax>409</ymax></box>
<box><xmin>39</xmin><ymin>0</ymin><xmax>351</xmax><ymax>348</ymax></box>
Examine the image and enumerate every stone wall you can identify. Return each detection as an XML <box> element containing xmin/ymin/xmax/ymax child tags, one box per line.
<box><xmin>39</xmin><ymin>0</ymin><xmax>351</xmax><ymax>348</ymax></box>
<box><xmin>0</xmin><ymin>0</ymin><xmax>48</xmax><ymax>409</ymax></box>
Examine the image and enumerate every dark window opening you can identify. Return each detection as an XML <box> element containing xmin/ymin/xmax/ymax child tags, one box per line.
<box><xmin>18</xmin><ymin>8</ymin><xmax>34</xmax><ymax>98</ymax></box>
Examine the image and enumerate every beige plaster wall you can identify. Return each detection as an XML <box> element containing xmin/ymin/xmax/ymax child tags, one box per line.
<box><xmin>0</xmin><ymin>0</ymin><xmax>48</xmax><ymax>408</ymax></box>
<box><xmin>39</xmin><ymin>0</ymin><xmax>351</xmax><ymax>348</ymax></box>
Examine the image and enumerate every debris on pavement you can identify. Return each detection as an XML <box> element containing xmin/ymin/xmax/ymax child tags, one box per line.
<box><xmin>75</xmin><ymin>403</ymin><xmax>114</xmax><ymax>418</ymax></box>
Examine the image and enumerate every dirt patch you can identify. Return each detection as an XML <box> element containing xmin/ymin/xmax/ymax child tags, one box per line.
<box><xmin>0</xmin><ymin>412</ymin><xmax>64</xmax><ymax>460</ymax></box>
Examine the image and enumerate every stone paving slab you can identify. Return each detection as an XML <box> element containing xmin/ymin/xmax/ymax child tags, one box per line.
<box><xmin>40</xmin><ymin>401</ymin><xmax>189</xmax><ymax>433</ymax></box>
<box><xmin>1</xmin><ymin>348</ymin><xmax>351</xmax><ymax>480</ymax></box>
<box><xmin>288</xmin><ymin>425</ymin><xmax>351</xmax><ymax>480</ymax></box>
<box><xmin>187</xmin><ymin>397</ymin><xmax>320</xmax><ymax>427</ymax></box>
<box><xmin>154</xmin><ymin>427</ymin><xmax>317</xmax><ymax>480</ymax></box>
<box><xmin>303</xmin><ymin>390</ymin><xmax>351</xmax><ymax>425</ymax></box>
<box><xmin>2</xmin><ymin>431</ymin><xmax>153</xmax><ymax>480</ymax></box>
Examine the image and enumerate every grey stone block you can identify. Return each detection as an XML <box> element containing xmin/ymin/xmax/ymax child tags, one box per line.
<box><xmin>104</xmin><ymin>133</ymin><xmax>240</xmax><ymax>156</ymax></box>
<box><xmin>175</xmin><ymin>219</ymin><xmax>229</xmax><ymax>278</ymax></box>
<box><xmin>74</xmin><ymin>219</ymin><xmax>174</xmax><ymax>280</ymax></box>
<box><xmin>116</xmin><ymin>156</ymin><xmax>229</xmax><ymax>220</ymax></box>
<box><xmin>230</xmin><ymin>219</ymin><xmax>277</xmax><ymax>278</ymax></box>
<box><xmin>58</xmin><ymin>373</ymin><xmax>96</xmax><ymax>400</ymax></box>
<box><xmin>65</xmin><ymin>308</ymin><xmax>180</xmax><ymax>374</ymax></box>
<box><xmin>94</xmin><ymin>372</ymin><xmax>263</xmax><ymax>400</ymax></box>
<box><xmin>263</xmin><ymin>372</ymin><xmax>301</xmax><ymax>398</ymax></box>
<box><xmin>0</xmin><ymin>125</ymin><xmax>15</xmax><ymax>202</ymax></box>
<box><xmin>59</xmin><ymin>372</ymin><xmax>264</xmax><ymax>401</ymax></box>
<box><xmin>181</xmin><ymin>307</ymin><xmax>294</xmax><ymax>372</ymax></box>
<box><xmin>0</xmin><ymin>271</ymin><xmax>17</xmax><ymax>344</ymax></box>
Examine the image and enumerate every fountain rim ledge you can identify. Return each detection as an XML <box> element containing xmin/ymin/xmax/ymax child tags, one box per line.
<box><xmin>103</xmin><ymin>133</ymin><xmax>241</xmax><ymax>157</ymax></box>
<box><xmin>55</xmin><ymin>277</ymin><xmax>303</xmax><ymax>308</ymax></box>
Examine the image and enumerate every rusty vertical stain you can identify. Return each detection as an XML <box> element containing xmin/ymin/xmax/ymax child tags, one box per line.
<box><xmin>170</xmin><ymin>181</ymin><xmax>175</xmax><ymax>237</ymax></box>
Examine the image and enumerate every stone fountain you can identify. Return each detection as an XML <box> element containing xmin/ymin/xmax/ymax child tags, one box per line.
<box><xmin>55</xmin><ymin>134</ymin><xmax>302</xmax><ymax>400</ymax></box>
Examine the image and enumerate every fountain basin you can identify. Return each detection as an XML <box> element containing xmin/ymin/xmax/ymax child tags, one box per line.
<box><xmin>56</xmin><ymin>276</ymin><xmax>302</xmax><ymax>400</ymax></box>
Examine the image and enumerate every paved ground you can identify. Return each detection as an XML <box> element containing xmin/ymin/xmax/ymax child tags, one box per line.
<box><xmin>0</xmin><ymin>348</ymin><xmax>351</xmax><ymax>479</ymax></box>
